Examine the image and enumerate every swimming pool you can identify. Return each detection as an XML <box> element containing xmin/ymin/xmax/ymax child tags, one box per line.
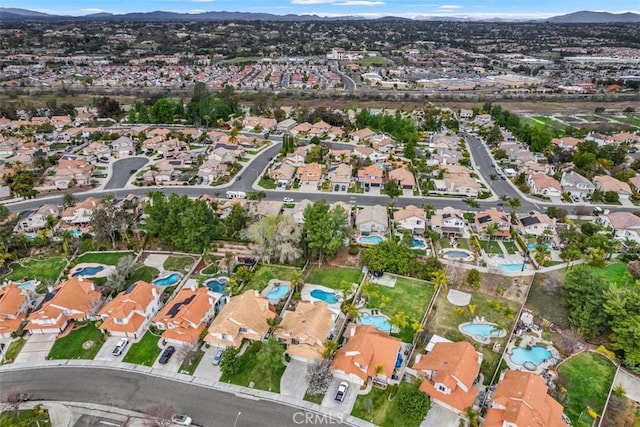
<box><xmin>153</xmin><ymin>272</ymin><xmax>181</xmax><ymax>286</ymax></box>
<box><xmin>360</xmin><ymin>313</ymin><xmax>393</xmax><ymax>332</ymax></box>
<box><xmin>442</xmin><ymin>249</ymin><xmax>474</xmax><ymax>261</ymax></box>
<box><xmin>358</xmin><ymin>235</ymin><xmax>383</xmax><ymax>245</ymax></box>
<box><xmin>205</xmin><ymin>277</ymin><xmax>229</xmax><ymax>293</ymax></box>
<box><xmin>310</xmin><ymin>289</ymin><xmax>340</xmax><ymax>304</ymax></box>
<box><xmin>510</xmin><ymin>345</ymin><xmax>552</xmax><ymax>367</ymax></box>
<box><xmin>73</xmin><ymin>266</ymin><xmax>105</xmax><ymax>277</ymax></box>
<box><xmin>499</xmin><ymin>264</ymin><xmax>528</xmax><ymax>272</ymax></box>
<box><xmin>412</xmin><ymin>238</ymin><xmax>427</xmax><ymax>249</ymax></box>
<box><xmin>527</xmin><ymin>243</ymin><xmax>553</xmax><ymax>251</ymax></box>
<box><xmin>459</xmin><ymin>322</ymin><xmax>506</xmax><ymax>343</ymax></box>
<box><xmin>18</xmin><ymin>280</ymin><xmax>36</xmax><ymax>290</ymax></box>
<box><xmin>70</xmin><ymin>230</ymin><xmax>83</xmax><ymax>238</ymax></box>
<box><xmin>267</xmin><ymin>284</ymin><xmax>290</xmax><ymax>300</ymax></box>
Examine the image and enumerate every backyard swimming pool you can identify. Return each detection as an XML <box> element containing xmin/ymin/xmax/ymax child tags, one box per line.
<box><xmin>412</xmin><ymin>238</ymin><xmax>427</xmax><ymax>249</ymax></box>
<box><xmin>510</xmin><ymin>345</ymin><xmax>552</xmax><ymax>368</ymax></box>
<box><xmin>527</xmin><ymin>243</ymin><xmax>553</xmax><ymax>251</ymax></box>
<box><xmin>205</xmin><ymin>277</ymin><xmax>229</xmax><ymax>293</ymax></box>
<box><xmin>72</xmin><ymin>266</ymin><xmax>105</xmax><ymax>277</ymax></box>
<box><xmin>358</xmin><ymin>235</ymin><xmax>383</xmax><ymax>245</ymax></box>
<box><xmin>310</xmin><ymin>289</ymin><xmax>340</xmax><ymax>304</ymax></box>
<box><xmin>266</xmin><ymin>284</ymin><xmax>290</xmax><ymax>300</ymax></box>
<box><xmin>499</xmin><ymin>264</ymin><xmax>528</xmax><ymax>272</ymax></box>
<box><xmin>459</xmin><ymin>322</ymin><xmax>506</xmax><ymax>343</ymax></box>
<box><xmin>18</xmin><ymin>280</ymin><xmax>36</xmax><ymax>290</ymax></box>
<box><xmin>360</xmin><ymin>312</ymin><xmax>393</xmax><ymax>332</ymax></box>
<box><xmin>153</xmin><ymin>272</ymin><xmax>181</xmax><ymax>286</ymax></box>
<box><xmin>442</xmin><ymin>249</ymin><xmax>474</xmax><ymax>261</ymax></box>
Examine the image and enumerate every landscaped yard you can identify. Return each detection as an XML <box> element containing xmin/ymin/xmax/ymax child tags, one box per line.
<box><xmin>126</xmin><ymin>265</ymin><xmax>160</xmax><ymax>286</ymax></box>
<box><xmin>1</xmin><ymin>338</ymin><xmax>26</xmax><ymax>364</ymax></box>
<box><xmin>179</xmin><ymin>350</ymin><xmax>205</xmax><ymax>375</ymax></box>
<box><xmin>219</xmin><ymin>341</ymin><xmax>286</xmax><ymax>392</ymax></box>
<box><xmin>0</xmin><ymin>408</ymin><xmax>52</xmax><ymax>427</ymax></box>
<box><xmin>76</xmin><ymin>251</ymin><xmax>134</xmax><ymax>266</ymax></box>
<box><xmin>558</xmin><ymin>352</ymin><xmax>617</xmax><ymax>426</ymax></box>
<box><xmin>48</xmin><ymin>323</ymin><xmax>105</xmax><ymax>360</ymax></box>
<box><xmin>305</xmin><ymin>266</ymin><xmax>363</xmax><ymax>289</ymax></box>
<box><xmin>480</xmin><ymin>240</ymin><xmax>503</xmax><ymax>254</ymax></box>
<box><xmin>3</xmin><ymin>256</ymin><xmax>67</xmax><ymax>284</ymax></box>
<box><xmin>427</xmin><ymin>290</ymin><xmax>519</xmax><ymax>381</ymax></box>
<box><xmin>351</xmin><ymin>381</ymin><xmax>428</xmax><ymax>427</ymax></box>
<box><xmin>588</xmin><ymin>262</ymin><xmax>633</xmax><ymax>287</ymax></box>
<box><xmin>457</xmin><ymin>239</ymin><xmax>470</xmax><ymax>250</ymax></box>
<box><xmin>163</xmin><ymin>255</ymin><xmax>195</xmax><ymax>272</ymax></box>
<box><xmin>123</xmin><ymin>331</ymin><xmax>162</xmax><ymax>366</ymax></box>
<box><xmin>438</xmin><ymin>237</ymin><xmax>451</xmax><ymax>249</ymax></box>
<box><xmin>243</xmin><ymin>264</ymin><xmax>303</xmax><ymax>292</ymax></box>
<box><xmin>367</xmin><ymin>277</ymin><xmax>435</xmax><ymax>342</ymax></box>
<box><xmin>503</xmin><ymin>241</ymin><xmax>520</xmax><ymax>255</ymax></box>
<box><xmin>258</xmin><ymin>176</ymin><xmax>277</xmax><ymax>189</ymax></box>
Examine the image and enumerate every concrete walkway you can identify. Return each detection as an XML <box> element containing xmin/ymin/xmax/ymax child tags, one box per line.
<box><xmin>614</xmin><ymin>368</ymin><xmax>640</xmax><ymax>403</ymax></box>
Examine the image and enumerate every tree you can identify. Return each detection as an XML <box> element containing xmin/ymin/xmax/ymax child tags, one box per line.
<box><xmin>463</xmin><ymin>407</ymin><xmax>482</xmax><ymax>427</ymax></box>
<box><xmin>303</xmin><ymin>201</ymin><xmax>351</xmax><ymax>265</ymax></box>
<box><xmin>390</xmin><ymin>311</ymin><xmax>409</xmax><ymax>332</ymax></box>
<box><xmin>144</xmin><ymin>401</ymin><xmax>179</xmax><ymax>427</ymax></box>
<box><xmin>90</xmin><ymin>201</ymin><xmax>118</xmax><ymax>248</ymax></box>
<box><xmin>62</xmin><ymin>193</ymin><xmax>76</xmax><ymax>209</ymax></box>
<box><xmin>465</xmin><ymin>269</ymin><xmax>481</xmax><ymax>289</ymax></box>
<box><xmin>224</xmin><ymin>203</ymin><xmax>248</xmax><ymax>239</ymax></box>
<box><xmin>219</xmin><ymin>346</ymin><xmax>240</xmax><ymax>376</ymax></box>
<box><xmin>397</xmin><ymin>388</ymin><xmax>430</xmax><ymax>423</ymax></box>
<box><xmin>563</xmin><ymin>266</ymin><xmax>609</xmax><ymax>338</ymax></box>
<box><xmin>361</xmin><ymin>239</ymin><xmax>416</xmax><ymax>276</ymax></box>
<box><xmin>256</xmin><ymin>338</ymin><xmax>285</xmax><ymax>387</ymax></box>
<box><xmin>246</xmin><ymin>215</ymin><xmax>302</xmax><ymax>265</ymax></box>
<box><xmin>323</xmin><ymin>340</ymin><xmax>339</xmax><ymax>359</ymax></box>
<box><xmin>603</xmin><ymin>287</ymin><xmax>640</xmax><ymax>365</ymax></box>
<box><xmin>306</xmin><ymin>359</ymin><xmax>334</xmax><ymax>396</ymax></box>
<box><xmin>559</xmin><ymin>328</ymin><xmax>582</xmax><ymax>355</ymax></box>
<box><xmin>382</xmin><ymin>181</ymin><xmax>402</xmax><ymax>201</ymax></box>
<box><xmin>342</xmin><ymin>303</ymin><xmax>360</xmax><ymax>320</ymax></box>
<box><xmin>4</xmin><ymin>169</ymin><xmax>37</xmax><ymax>199</ymax></box>
<box><xmin>431</xmin><ymin>269</ymin><xmax>449</xmax><ymax>292</ymax></box>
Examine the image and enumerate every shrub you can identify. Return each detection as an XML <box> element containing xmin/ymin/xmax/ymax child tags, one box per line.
<box><xmin>398</xmin><ymin>389</ymin><xmax>430</xmax><ymax>423</ymax></box>
<box><xmin>219</xmin><ymin>347</ymin><xmax>240</xmax><ymax>376</ymax></box>
<box><xmin>348</xmin><ymin>245</ymin><xmax>360</xmax><ymax>255</ymax></box>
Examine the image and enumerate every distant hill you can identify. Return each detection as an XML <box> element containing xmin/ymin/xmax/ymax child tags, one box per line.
<box><xmin>0</xmin><ymin>7</ymin><xmax>53</xmax><ymax>17</ymax></box>
<box><xmin>545</xmin><ymin>10</ymin><xmax>640</xmax><ymax>23</ymax></box>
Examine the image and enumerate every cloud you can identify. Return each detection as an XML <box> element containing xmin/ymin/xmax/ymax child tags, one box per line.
<box><xmin>333</xmin><ymin>1</ymin><xmax>385</xmax><ymax>5</ymax></box>
<box><xmin>437</xmin><ymin>4</ymin><xmax>462</xmax><ymax>9</ymax></box>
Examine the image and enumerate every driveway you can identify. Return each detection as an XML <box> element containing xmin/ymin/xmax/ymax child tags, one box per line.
<box><xmin>421</xmin><ymin>403</ymin><xmax>461</xmax><ymax>427</ymax></box>
<box><xmin>193</xmin><ymin>345</ymin><xmax>223</xmax><ymax>382</ymax></box>
<box><xmin>103</xmin><ymin>157</ymin><xmax>149</xmax><ymax>190</ymax></box>
<box><xmin>94</xmin><ymin>336</ymin><xmax>129</xmax><ymax>362</ymax></box>
<box><xmin>280</xmin><ymin>359</ymin><xmax>309</xmax><ymax>400</ymax></box>
<box><xmin>14</xmin><ymin>334</ymin><xmax>56</xmax><ymax>364</ymax></box>
<box><xmin>321</xmin><ymin>378</ymin><xmax>358</xmax><ymax>417</ymax></box>
<box><xmin>151</xmin><ymin>344</ymin><xmax>183</xmax><ymax>372</ymax></box>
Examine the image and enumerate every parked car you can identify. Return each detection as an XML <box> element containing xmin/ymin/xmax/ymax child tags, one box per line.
<box><xmin>112</xmin><ymin>338</ymin><xmax>129</xmax><ymax>356</ymax></box>
<box><xmin>212</xmin><ymin>349</ymin><xmax>223</xmax><ymax>365</ymax></box>
<box><xmin>159</xmin><ymin>346</ymin><xmax>175</xmax><ymax>364</ymax></box>
<box><xmin>335</xmin><ymin>381</ymin><xmax>349</xmax><ymax>402</ymax></box>
<box><xmin>283</xmin><ymin>197</ymin><xmax>294</xmax><ymax>203</ymax></box>
<box><xmin>171</xmin><ymin>414</ymin><xmax>192</xmax><ymax>426</ymax></box>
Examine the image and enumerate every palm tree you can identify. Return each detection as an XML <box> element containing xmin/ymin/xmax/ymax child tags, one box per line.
<box><xmin>422</xmin><ymin>203</ymin><xmax>435</xmax><ymax>219</ymax></box>
<box><xmin>464</xmin><ymin>407</ymin><xmax>482</xmax><ymax>427</ymax></box>
<box><xmin>62</xmin><ymin>193</ymin><xmax>76</xmax><ymax>209</ymax></box>
<box><xmin>508</xmin><ymin>197</ymin><xmax>522</xmax><ymax>223</ymax></box>
<box><xmin>390</xmin><ymin>311</ymin><xmax>409</xmax><ymax>332</ymax></box>
<box><xmin>430</xmin><ymin>269</ymin><xmax>450</xmax><ymax>292</ymax></box>
<box><xmin>411</xmin><ymin>320</ymin><xmax>425</xmax><ymax>334</ymax></box>
<box><xmin>342</xmin><ymin>303</ymin><xmax>360</xmax><ymax>320</ymax></box>
<box><xmin>361</xmin><ymin>282</ymin><xmax>378</xmax><ymax>305</ymax></box>
<box><xmin>322</xmin><ymin>340</ymin><xmax>339</xmax><ymax>359</ymax></box>
<box><xmin>266</xmin><ymin>317</ymin><xmax>281</xmax><ymax>334</ymax></box>
<box><xmin>374</xmin><ymin>364</ymin><xmax>384</xmax><ymax>377</ymax></box>
<box><xmin>290</xmin><ymin>270</ymin><xmax>303</xmax><ymax>294</ymax></box>
<box><xmin>377</xmin><ymin>296</ymin><xmax>391</xmax><ymax>311</ymax></box>
<box><xmin>485</xmin><ymin>222</ymin><xmax>499</xmax><ymax>240</ymax></box>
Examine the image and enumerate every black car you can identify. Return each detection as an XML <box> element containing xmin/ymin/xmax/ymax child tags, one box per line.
<box><xmin>159</xmin><ymin>346</ymin><xmax>175</xmax><ymax>364</ymax></box>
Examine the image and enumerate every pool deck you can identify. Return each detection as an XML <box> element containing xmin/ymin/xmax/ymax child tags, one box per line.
<box><xmin>503</xmin><ymin>335</ymin><xmax>560</xmax><ymax>375</ymax></box>
<box><xmin>446</xmin><ymin>289</ymin><xmax>471</xmax><ymax>306</ymax></box>
<box><xmin>70</xmin><ymin>263</ymin><xmax>115</xmax><ymax>279</ymax></box>
<box><xmin>262</xmin><ymin>279</ymin><xmax>291</xmax><ymax>302</ymax></box>
<box><xmin>441</xmin><ymin>249</ymin><xmax>475</xmax><ymax>262</ymax></box>
<box><xmin>300</xmin><ymin>284</ymin><xmax>343</xmax><ymax>313</ymax></box>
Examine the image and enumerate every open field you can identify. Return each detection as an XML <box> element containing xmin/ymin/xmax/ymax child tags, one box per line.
<box><xmin>306</xmin><ymin>266</ymin><xmax>363</xmax><ymax>289</ymax></box>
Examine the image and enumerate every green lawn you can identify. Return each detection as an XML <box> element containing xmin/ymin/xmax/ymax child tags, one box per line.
<box><xmin>201</xmin><ymin>263</ymin><xmax>218</xmax><ymax>275</ymax></box>
<box><xmin>439</xmin><ymin>237</ymin><xmax>451</xmax><ymax>249</ymax></box>
<box><xmin>558</xmin><ymin>352</ymin><xmax>616</xmax><ymax>426</ymax></box>
<box><xmin>258</xmin><ymin>176</ymin><xmax>277</xmax><ymax>189</ymax></box>
<box><xmin>179</xmin><ymin>350</ymin><xmax>205</xmax><ymax>375</ymax></box>
<box><xmin>480</xmin><ymin>240</ymin><xmax>503</xmax><ymax>254</ymax></box>
<box><xmin>305</xmin><ymin>266</ymin><xmax>363</xmax><ymax>289</ymax></box>
<box><xmin>427</xmin><ymin>291</ymin><xmax>518</xmax><ymax>382</ymax></box>
<box><xmin>243</xmin><ymin>264</ymin><xmax>303</xmax><ymax>292</ymax></box>
<box><xmin>0</xmin><ymin>409</ymin><xmax>52</xmax><ymax>427</ymax></box>
<box><xmin>503</xmin><ymin>241</ymin><xmax>520</xmax><ymax>255</ymax></box>
<box><xmin>457</xmin><ymin>239</ymin><xmax>470</xmax><ymax>250</ymax></box>
<box><xmin>163</xmin><ymin>256</ymin><xmax>195</xmax><ymax>272</ymax></box>
<box><xmin>126</xmin><ymin>265</ymin><xmax>160</xmax><ymax>285</ymax></box>
<box><xmin>368</xmin><ymin>277</ymin><xmax>435</xmax><ymax>342</ymax></box>
<box><xmin>304</xmin><ymin>392</ymin><xmax>324</xmax><ymax>405</ymax></box>
<box><xmin>123</xmin><ymin>331</ymin><xmax>162</xmax><ymax>366</ymax></box>
<box><xmin>219</xmin><ymin>341</ymin><xmax>286</xmax><ymax>392</ymax></box>
<box><xmin>76</xmin><ymin>251</ymin><xmax>134</xmax><ymax>266</ymax></box>
<box><xmin>359</xmin><ymin>56</ymin><xmax>391</xmax><ymax>66</ymax></box>
<box><xmin>589</xmin><ymin>262</ymin><xmax>633</xmax><ymax>287</ymax></box>
<box><xmin>48</xmin><ymin>323</ymin><xmax>105</xmax><ymax>360</ymax></box>
<box><xmin>1</xmin><ymin>338</ymin><xmax>26</xmax><ymax>364</ymax></box>
<box><xmin>351</xmin><ymin>381</ymin><xmax>428</xmax><ymax>427</ymax></box>
<box><xmin>4</xmin><ymin>256</ymin><xmax>67</xmax><ymax>283</ymax></box>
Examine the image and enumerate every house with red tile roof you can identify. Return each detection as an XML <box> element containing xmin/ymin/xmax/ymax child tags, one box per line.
<box><xmin>275</xmin><ymin>301</ymin><xmax>334</xmax><ymax>361</ymax></box>
<box><xmin>152</xmin><ymin>286</ymin><xmax>216</xmax><ymax>345</ymax></box>
<box><xmin>331</xmin><ymin>325</ymin><xmax>402</xmax><ymax>386</ymax></box>
<box><xmin>45</xmin><ymin>159</ymin><xmax>94</xmax><ymax>189</ymax></box>
<box><xmin>528</xmin><ymin>174</ymin><xmax>562</xmax><ymax>198</ymax></box>
<box><xmin>98</xmin><ymin>281</ymin><xmax>161</xmax><ymax>339</ymax></box>
<box><xmin>350</xmin><ymin>128</ymin><xmax>376</xmax><ymax>143</ymax></box>
<box><xmin>388</xmin><ymin>167</ymin><xmax>416</xmax><ymax>190</ymax></box>
<box><xmin>296</xmin><ymin>162</ymin><xmax>323</xmax><ymax>187</ymax></box>
<box><xmin>26</xmin><ymin>277</ymin><xmax>103</xmax><ymax>334</ymax></box>
<box><xmin>357</xmin><ymin>164</ymin><xmax>384</xmax><ymax>188</ymax></box>
<box><xmin>412</xmin><ymin>341</ymin><xmax>482</xmax><ymax>414</ymax></box>
<box><xmin>204</xmin><ymin>290</ymin><xmax>276</xmax><ymax>348</ymax></box>
<box><xmin>475</xmin><ymin>209</ymin><xmax>511</xmax><ymax>239</ymax></box>
<box><xmin>0</xmin><ymin>284</ymin><xmax>30</xmax><ymax>338</ymax></box>
<box><xmin>61</xmin><ymin>197</ymin><xmax>100</xmax><ymax>226</ymax></box>
<box><xmin>393</xmin><ymin>205</ymin><xmax>426</xmax><ymax>235</ymax></box>
<box><xmin>485</xmin><ymin>370</ymin><xmax>567</xmax><ymax>427</ymax></box>
<box><xmin>594</xmin><ymin>175</ymin><xmax>633</xmax><ymax>199</ymax></box>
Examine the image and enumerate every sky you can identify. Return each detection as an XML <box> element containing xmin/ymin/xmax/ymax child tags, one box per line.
<box><xmin>5</xmin><ymin>0</ymin><xmax>639</xmax><ymax>19</ymax></box>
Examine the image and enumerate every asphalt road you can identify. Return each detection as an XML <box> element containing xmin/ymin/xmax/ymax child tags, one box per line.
<box><xmin>0</xmin><ymin>367</ymin><xmax>339</xmax><ymax>426</ymax></box>
<box><xmin>103</xmin><ymin>157</ymin><xmax>149</xmax><ymax>190</ymax></box>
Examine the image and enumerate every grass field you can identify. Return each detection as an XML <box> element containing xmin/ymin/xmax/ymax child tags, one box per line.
<box><xmin>359</xmin><ymin>56</ymin><xmax>391</xmax><ymax>66</ymax></box>
<box><xmin>588</xmin><ymin>262</ymin><xmax>633</xmax><ymax>287</ymax></box>
<box><xmin>123</xmin><ymin>331</ymin><xmax>162</xmax><ymax>366</ymax></box>
<box><xmin>305</xmin><ymin>266</ymin><xmax>363</xmax><ymax>289</ymax></box>
<box><xmin>163</xmin><ymin>256</ymin><xmax>195</xmax><ymax>272</ymax></box>
<box><xmin>126</xmin><ymin>265</ymin><xmax>160</xmax><ymax>285</ymax></box>
<box><xmin>503</xmin><ymin>241</ymin><xmax>520</xmax><ymax>254</ymax></box>
<box><xmin>243</xmin><ymin>264</ymin><xmax>302</xmax><ymax>292</ymax></box>
<box><xmin>219</xmin><ymin>341</ymin><xmax>286</xmax><ymax>392</ymax></box>
<box><xmin>480</xmin><ymin>240</ymin><xmax>503</xmax><ymax>254</ymax></box>
<box><xmin>368</xmin><ymin>277</ymin><xmax>435</xmax><ymax>342</ymax></box>
<box><xmin>76</xmin><ymin>251</ymin><xmax>134</xmax><ymax>266</ymax></box>
<box><xmin>4</xmin><ymin>256</ymin><xmax>67</xmax><ymax>283</ymax></box>
<box><xmin>48</xmin><ymin>323</ymin><xmax>104</xmax><ymax>360</ymax></box>
<box><xmin>179</xmin><ymin>350</ymin><xmax>205</xmax><ymax>375</ymax></box>
<box><xmin>558</xmin><ymin>352</ymin><xmax>616</xmax><ymax>426</ymax></box>
<box><xmin>351</xmin><ymin>381</ymin><xmax>428</xmax><ymax>427</ymax></box>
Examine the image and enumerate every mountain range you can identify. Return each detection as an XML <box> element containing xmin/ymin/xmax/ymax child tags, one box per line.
<box><xmin>0</xmin><ymin>8</ymin><xmax>639</xmax><ymax>23</ymax></box>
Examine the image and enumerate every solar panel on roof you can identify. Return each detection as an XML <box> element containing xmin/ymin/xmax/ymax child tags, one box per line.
<box><xmin>478</xmin><ymin>215</ymin><xmax>491</xmax><ymax>224</ymax></box>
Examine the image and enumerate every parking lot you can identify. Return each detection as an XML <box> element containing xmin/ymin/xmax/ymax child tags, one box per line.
<box><xmin>14</xmin><ymin>334</ymin><xmax>56</xmax><ymax>364</ymax></box>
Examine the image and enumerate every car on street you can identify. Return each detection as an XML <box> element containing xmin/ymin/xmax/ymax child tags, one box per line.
<box><xmin>112</xmin><ymin>338</ymin><xmax>129</xmax><ymax>356</ymax></box>
<box><xmin>129</xmin><ymin>169</ymin><xmax>137</xmax><ymax>174</ymax></box>
<box><xmin>283</xmin><ymin>197</ymin><xmax>294</xmax><ymax>203</ymax></box>
<box><xmin>212</xmin><ymin>349</ymin><xmax>223</xmax><ymax>365</ymax></box>
<box><xmin>335</xmin><ymin>381</ymin><xmax>349</xmax><ymax>402</ymax></box>
<box><xmin>171</xmin><ymin>414</ymin><xmax>193</xmax><ymax>426</ymax></box>
<box><xmin>158</xmin><ymin>346</ymin><xmax>175</xmax><ymax>364</ymax></box>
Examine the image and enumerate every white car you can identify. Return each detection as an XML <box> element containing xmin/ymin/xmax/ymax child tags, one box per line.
<box><xmin>171</xmin><ymin>414</ymin><xmax>192</xmax><ymax>426</ymax></box>
<box><xmin>335</xmin><ymin>381</ymin><xmax>349</xmax><ymax>402</ymax></box>
<box><xmin>283</xmin><ymin>197</ymin><xmax>295</xmax><ymax>203</ymax></box>
<box><xmin>112</xmin><ymin>338</ymin><xmax>129</xmax><ymax>356</ymax></box>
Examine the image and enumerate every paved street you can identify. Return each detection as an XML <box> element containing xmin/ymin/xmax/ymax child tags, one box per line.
<box><xmin>0</xmin><ymin>367</ymin><xmax>338</xmax><ymax>426</ymax></box>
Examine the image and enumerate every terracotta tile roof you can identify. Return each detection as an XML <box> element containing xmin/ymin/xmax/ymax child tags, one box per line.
<box><xmin>297</xmin><ymin>162</ymin><xmax>323</xmax><ymax>182</ymax></box>
<box><xmin>331</xmin><ymin>325</ymin><xmax>401</xmax><ymax>382</ymax></box>
<box><xmin>0</xmin><ymin>284</ymin><xmax>28</xmax><ymax>336</ymax></box>
<box><xmin>594</xmin><ymin>175</ymin><xmax>632</xmax><ymax>195</ymax></box>
<box><xmin>530</xmin><ymin>174</ymin><xmax>561</xmax><ymax>192</ymax></box>
<box><xmin>606</xmin><ymin>211</ymin><xmax>640</xmax><ymax>230</ymax></box>
<box><xmin>393</xmin><ymin>205</ymin><xmax>426</xmax><ymax>222</ymax></box>
<box><xmin>357</xmin><ymin>164</ymin><xmax>384</xmax><ymax>185</ymax></box>
<box><xmin>153</xmin><ymin>287</ymin><xmax>214</xmax><ymax>344</ymax></box>
<box><xmin>412</xmin><ymin>341</ymin><xmax>480</xmax><ymax>413</ymax></box>
<box><xmin>389</xmin><ymin>167</ymin><xmax>416</xmax><ymax>187</ymax></box>
<box><xmin>485</xmin><ymin>371</ymin><xmax>566</xmax><ymax>427</ymax></box>
<box><xmin>98</xmin><ymin>281</ymin><xmax>157</xmax><ymax>334</ymax></box>
<box><xmin>275</xmin><ymin>301</ymin><xmax>334</xmax><ymax>360</ymax></box>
